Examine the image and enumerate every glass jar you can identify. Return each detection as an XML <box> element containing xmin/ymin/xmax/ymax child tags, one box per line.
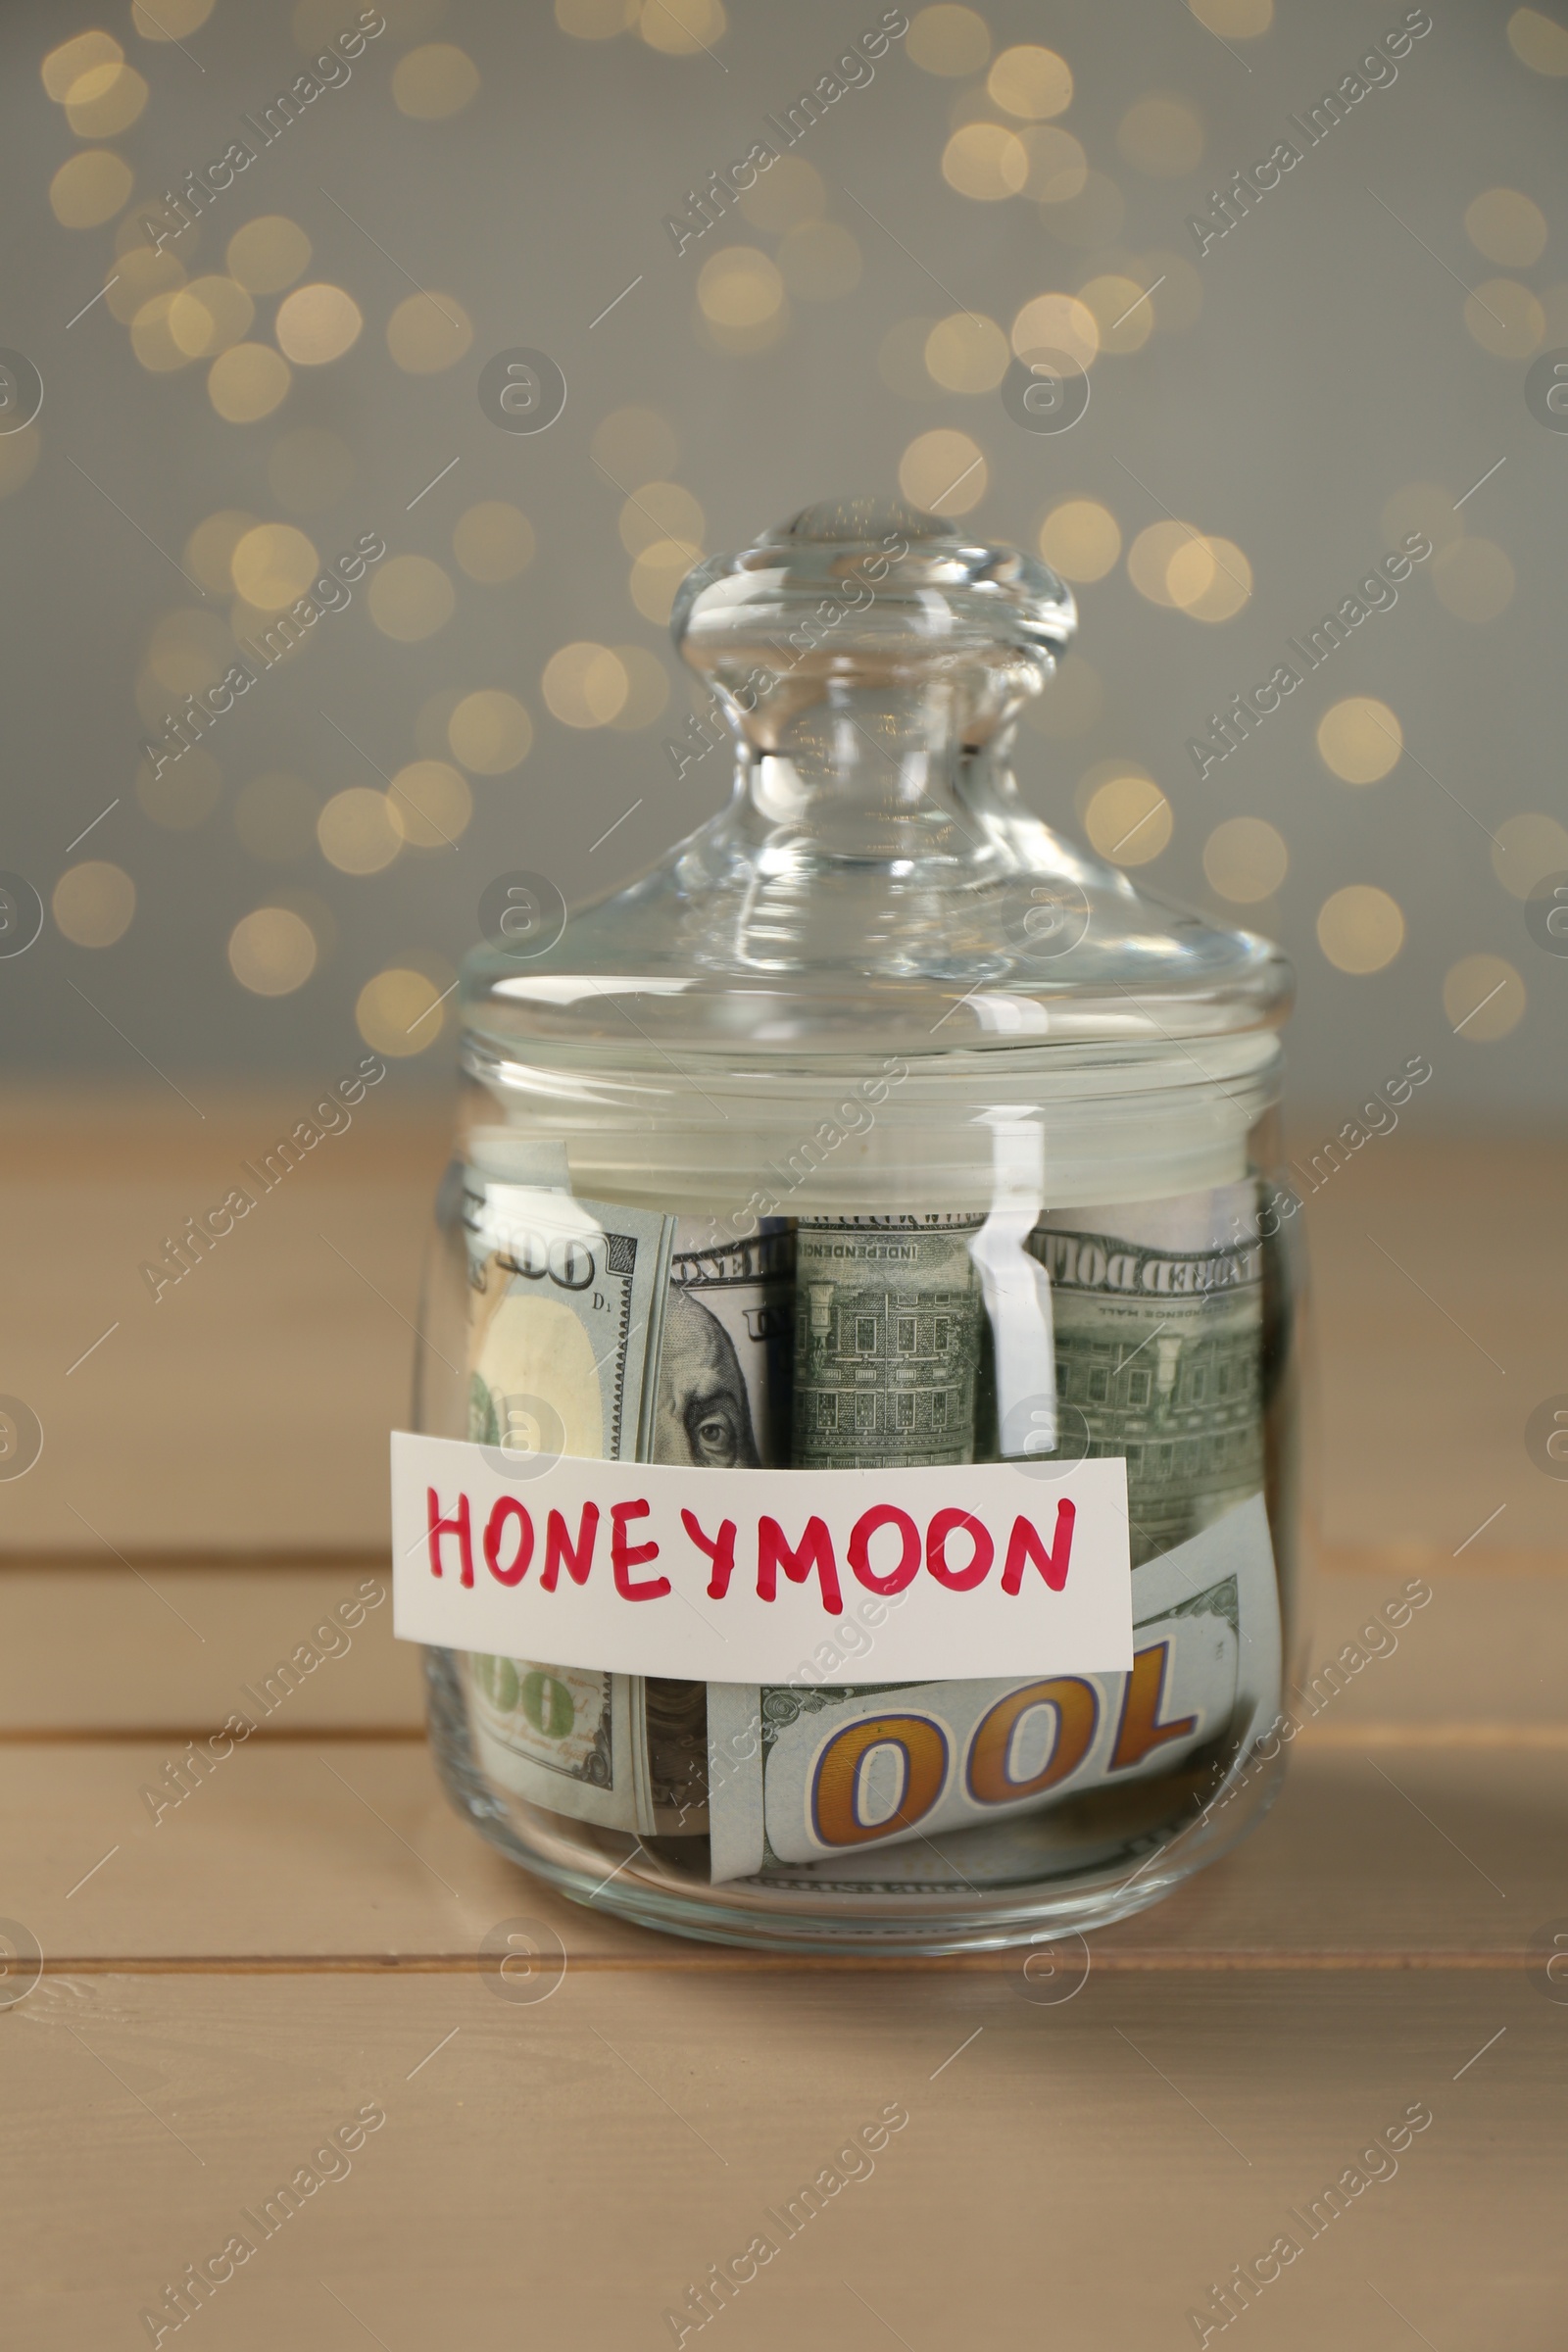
<box><xmin>411</xmin><ymin>498</ymin><xmax>1305</xmax><ymax>1954</ymax></box>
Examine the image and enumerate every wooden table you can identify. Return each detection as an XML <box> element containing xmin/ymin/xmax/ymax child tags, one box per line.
<box><xmin>3</xmin><ymin>1094</ymin><xmax>1564</xmax><ymax>2350</ymax></box>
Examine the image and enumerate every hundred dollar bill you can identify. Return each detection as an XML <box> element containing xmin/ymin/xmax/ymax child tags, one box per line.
<box><xmin>1023</xmin><ymin>1182</ymin><xmax>1264</xmax><ymax>1569</ymax></box>
<box><xmin>791</xmin><ymin>1214</ymin><xmax>986</xmax><ymax>1469</ymax></box>
<box><xmin>707</xmin><ymin>1492</ymin><xmax>1281</xmax><ymax>1886</ymax></box>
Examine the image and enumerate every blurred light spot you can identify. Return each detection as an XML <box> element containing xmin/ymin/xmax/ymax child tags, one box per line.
<box><xmin>1023</xmin><ymin>652</ymin><xmax>1102</xmax><ymax>739</ymax></box>
<box><xmin>556</xmin><ymin>0</ymin><xmax>640</xmax><ymax>33</ymax></box>
<box><xmin>907</xmin><ymin>5</ymin><xmax>991</xmax><ymax>75</ymax></box>
<box><xmin>170</xmin><ymin>274</ymin><xmax>256</xmax><ymax>358</ymax></box>
<box><xmin>1039</xmin><ymin>498</ymin><xmax>1120</xmax><ymax>582</ymax></box>
<box><xmin>778</xmin><ymin>220</ymin><xmax>861</xmax><ymax>299</ymax></box>
<box><xmin>1492</xmin><ymin>811</ymin><xmax>1568</xmax><ymax>898</ymax></box>
<box><xmin>1019</xmin><ymin>126</ymin><xmax>1088</xmax><ymax>203</ymax></box>
<box><xmin>389</xmin><ymin>760</ymin><xmax>473</xmax><ymax>846</ymax></box>
<box><xmin>1432</xmin><ymin>537</ymin><xmax>1515</xmax><ymax>622</ymax></box>
<box><xmin>387</xmin><ymin>291</ymin><xmax>473</xmax><ymax>372</ymax></box>
<box><xmin>268</xmin><ymin>425</ymin><xmax>354</xmax><ymax>514</ymax></box>
<box><xmin>42</xmin><ymin>31</ymin><xmax>122</xmax><ymax>101</ymax></box>
<box><xmin>275</xmin><ymin>283</ymin><xmax>363</xmax><ymax>365</ymax></box>
<box><xmin>942</xmin><ymin>122</ymin><xmax>1029</xmax><ymax>201</ymax></box>
<box><xmin>357</xmin><ymin>966</ymin><xmax>449</xmax><ymax>1056</ymax></box>
<box><xmin>228</xmin><ymin>906</ymin><xmax>317</xmax><ymax>996</ymax></box>
<box><xmin>1507</xmin><ymin>7</ymin><xmax>1568</xmax><ymax>73</ymax></box>
<box><xmin>292</xmin><ymin>0</ymin><xmax>449</xmax><ymax>42</ymax></box>
<box><xmin>1203</xmin><ymin>816</ymin><xmax>1287</xmax><ymax>903</ymax></box>
<box><xmin>1116</xmin><ymin>94</ymin><xmax>1204</xmax><ymax>176</ymax></box>
<box><xmin>697</xmin><ymin>245</ymin><xmax>783</xmax><ymax>325</ymax></box>
<box><xmin>231</xmin><ymin>524</ymin><xmax>318</xmax><ymax>612</ymax></box>
<box><xmin>1169</xmin><ymin>535</ymin><xmax>1251</xmax><ymax>621</ymax></box>
<box><xmin>368</xmin><ymin>556</ymin><xmax>456</xmax><ymax>641</ymax></box>
<box><xmin>1379</xmin><ymin>480</ymin><xmax>1462</xmax><ymax>559</ymax></box>
<box><xmin>1043</xmin><ymin>169</ymin><xmax>1125</xmax><ymax>246</ymax></box>
<box><xmin>1078</xmin><ymin>271</ymin><xmax>1155</xmax><ymax>354</ymax></box>
<box><xmin>543</xmin><ymin>642</ymin><xmax>630</xmax><ymax>727</ymax></box>
<box><xmin>738</xmin><ymin>156</ymin><xmax>825</xmax><ymax>233</ymax></box>
<box><xmin>987</xmin><ymin>43</ymin><xmax>1071</xmax><ymax>118</ymax></box>
<box><xmin>50</xmin><ymin>150</ymin><xmax>133</xmax><ymax>228</ymax></box>
<box><xmin>130</xmin><ymin>293</ymin><xmax>195</xmax><ymax>373</ymax></box>
<box><xmin>617</xmin><ymin>480</ymin><xmax>705</xmax><ymax>559</ymax></box>
<box><xmin>226</xmin><ymin>215</ymin><xmax>313</xmax><ymax>295</ymax></box>
<box><xmin>1444</xmin><ymin>952</ymin><xmax>1525</xmax><ymax>1040</ymax></box>
<box><xmin>607</xmin><ymin>645</ymin><xmax>669</xmax><ymax>730</ymax></box>
<box><xmin>878</xmin><ymin>316</ymin><xmax>944</xmax><ymax>401</ymax></box>
<box><xmin>898</xmin><ymin>427</ymin><xmax>988</xmax><ymax>515</ymax></box>
<box><xmin>234</xmin><ymin>771</ymin><xmax>318</xmax><ymax>861</ymax></box>
<box><xmin>393</xmin><ymin>43</ymin><xmax>479</xmax><ymax>117</ymax></box>
<box><xmin>318</xmin><ymin>789</ymin><xmax>402</xmax><ymax>874</ymax></box>
<box><xmin>592</xmin><ymin>406</ymin><xmax>678</xmax><ymax>482</ymax></box>
<box><xmin>0</xmin><ymin>427</ymin><xmax>41</xmax><ymax>501</ymax></box>
<box><xmin>1085</xmin><ymin>773</ymin><xmax>1171</xmax><ymax>864</ymax></box>
<box><xmin>107</xmin><ymin>244</ymin><xmax>185</xmax><ymax>321</ymax></box>
<box><xmin>925</xmin><ymin>312</ymin><xmax>1009</xmax><ymax>392</ymax></box>
<box><xmin>1317</xmin><ymin>885</ymin><xmax>1403</xmax><ymax>972</ymax></box>
<box><xmin>1010</xmin><ymin>290</ymin><xmax>1099</xmax><ymax>368</ymax></box>
<box><xmin>454</xmin><ymin>501</ymin><xmax>536</xmax><ymax>583</ymax></box>
<box><xmin>1316</xmin><ymin>696</ymin><xmax>1401</xmax><ymax>783</ymax></box>
<box><xmin>146</xmin><ymin>606</ymin><xmax>236</xmax><ymax>695</ymax></box>
<box><xmin>1464</xmin><ymin>277</ymin><xmax>1544</xmax><ymax>358</ymax></box>
<box><xmin>191</xmin><ymin>341</ymin><xmax>271</xmax><ymax>424</ymax></box>
<box><xmin>1188</xmin><ymin>0</ymin><xmax>1271</xmax><ymax>31</ymax></box>
<box><xmin>137</xmin><ymin>747</ymin><xmax>222</xmax><ymax>830</ymax></box>
<box><xmin>447</xmin><ymin>691</ymin><xmax>533</xmax><ymax>773</ymax></box>
<box><xmin>132</xmin><ymin>0</ymin><xmax>217</xmax><ymax>32</ymax></box>
<box><xmin>638</xmin><ymin>0</ymin><xmax>727</xmax><ymax>54</ymax></box>
<box><xmin>1464</xmin><ymin>186</ymin><xmax>1547</xmax><ymax>268</ymax></box>
<box><xmin>53</xmin><ymin>860</ymin><xmax>135</xmax><ymax>947</ymax></box>
<box><xmin>65</xmin><ymin>63</ymin><xmax>150</xmax><ymax>137</ymax></box>
<box><xmin>1126</xmin><ymin>519</ymin><xmax>1204</xmax><ymax>609</ymax></box>
<box><xmin>629</xmin><ymin>538</ymin><xmax>699</xmax><ymax>621</ymax></box>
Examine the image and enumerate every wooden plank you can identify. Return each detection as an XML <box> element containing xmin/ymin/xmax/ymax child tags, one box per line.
<box><xmin>5</xmin><ymin>1736</ymin><xmax>1558</xmax><ymax>1964</ymax></box>
<box><xmin>3</xmin><ymin>1970</ymin><xmax>1562</xmax><ymax>2350</ymax></box>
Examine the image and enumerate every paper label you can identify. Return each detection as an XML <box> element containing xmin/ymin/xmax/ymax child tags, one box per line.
<box><xmin>391</xmin><ymin>1431</ymin><xmax>1133</xmax><ymax>1685</ymax></box>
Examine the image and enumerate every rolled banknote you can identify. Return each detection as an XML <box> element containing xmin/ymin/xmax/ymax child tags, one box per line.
<box><xmin>791</xmin><ymin>1214</ymin><xmax>987</xmax><ymax>1469</ymax></box>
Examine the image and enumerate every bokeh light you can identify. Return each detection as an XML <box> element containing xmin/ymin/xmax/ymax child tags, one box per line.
<box><xmin>1432</xmin><ymin>538</ymin><xmax>1515</xmax><ymax>622</ymax></box>
<box><xmin>907</xmin><ymin>6</ymin><xmax>991</xmax><ymax>74</ymax></box>
<box><xmin>1167</xmin><ymin>535</ymin><xmax>1251</xmax><ymax>622</ymax></box>
<box><xmin>453</xmin><ymin>502</ymin><xmax>536</xmax><ymax>583</ymax></box>
<box><xmin>1010</xmin><ymin>291</ymin><xmax>1099</xmax><ymax>368</ymax></box>
<box><xmin>638</xmin><ymin>0</ymin><xmax>727</xmax><ymax>53</ymax></box>
<box><xmin>618</xmin><ymin>481</ymin><xmax>705</xmax><ymax>559</ymax></box>
<box><xmin>50</xmin><ymin>150</ymin><xmax>133</xmax><ymax>228</ymax></box>
<box><xmin>145</xmin><ymin>607</ymin><xmax>235</xmax><ymax>696</ymax></box>
<box><xmin>1444</xmin><ymin>953</ymin><xmax>1525</xmax><ymax>1040</ymax></box>
<box><xmin>42</xmin><ymin>31</ymin><xmax>122</xmax><ymax>101</ymax></box>
<box><xmin>227</xmin><ymin>907</ymin><xmax>318</xmax><ymax>996</ymax></box>
<box><xmin>1203</xmin><ymin>817</ymin><xmax>1288</xmax><ymax>903</ymax></box>
<box><xmin>367</xmin><ymin>556</ymin><xmax>456</xmax><ymax>641</ymax></box>
<box><xmin>132</xmin><ymin>0</ymin><xmax>217</xmax><ymax>36</ymax></box>
<box><xmin>898</xmin><ymin>428</ymin><xmax>988</xmax><ymax>514</ymax></box>
<box><xmin>53</xmin><ymin>861</ymin><xmax>135</xmax><ymax>948</ymax></box>
<box><xmin>318</xmin><ymin>789</ymin><xmax>402</xmax><ymax>875</ymax></box>
<box><xmin>447</xmin><ymin>691</ymin><xmax>533</xmax><ymax>773</ymax></box>
<box><xmin>629</xmin><ymin>538</ymin><xmax>700</xmax><ymax>621</ymax></box>
<box><xmin>170</xmin><ymin>276</ymin><xmax>256</xmax><ymax>359</ymax></box>
<box><xmin>607</xmin><ymin>646</ymin><xmax>670</xmax><ymax>730</ymax></box>
<box><xmin>208</xmin><ymin>344</ymin><xmax>292</xmax><ymax>421</ymax></box>
<box><xmin>987</xmin><ymin>45</ymin><xmax>1072</xmax><ymax>119</ymax></box>
<box><xmin>387</xmin><ymin>293</ymin><xmax>473</xmax><ymax>372</ymax></box>
<box><xmin>356</xmin><ymin>962</ymin><xmax>455</xmax><ymax>1056</ymax></box>
<box><xmin>1316</xmin><ymin>885</ymin><xmax>1404</xmax><ymax>973</ymax></box>
<box><xmin>1019</xmin><ymin>126</ymin><xmax>1089</xmax><ymax>204</ymax></box>
<box><xmin>942</xmin><ymin>123</ymin><xmax>1030</xmax><ymax>201</ymax></box>
<box><xmin>1507</xmin><ymin>8</ymin><xmax>1568</xmax><ymax>73</ymax></box>
<box><xmin>388</xmin><ymin>760</ymin><xmax>473</xmax><ymax>848</ymax></box>
<box><xmin>1077</xmin><ymin>272</ymin><xmax>1155</xmax><ymax>355</ymax></box>
<box><xmin>1380</xmin><ymin>481</ymin><xmax>1462</xmax><ymax>560</ymax></box>
<box><xmin>1126</xmin><ymin>520</ymin><xmax>1204</xmax><ymax>609</ymax></box>
<box><xmin>543</xmin><ymin>642</ymin><xmax>630</xmax><ymax>728</ymax></box>
<box><xmin>1464</xmin><ymin>187</ymin><xmax>1547</xmax><ymax>267</ymax></box>
<box><xmin>697</xmin><ymin>246</ymin><xmax>784</xmax><ymax>326</ymax></box>
<box><xmin>275</xmin><ymin>283</ymin><xmax>364</xmax><ymax>365</ymax></box>
<box><xmin>226</xmin><ymin>217</ymin><xmax>313</xmax><ymax>296</ymax></box>
<box><xmin>231</xmin><ymin>524</ymin><xmax>318</xmax><ymax>612</ymax></box>
<box><xmin>65</xmin><ymin>64</ymin><xmax>150</xmax><ymax>138</ymax></box>
<box><xmin>107</xmin><ymin>245</ymin><xmax>185</xmax><ymax>322</ymax></box>
<box><xmin>1491</xmin><ymin>811</ymin><xmax>1568</xmax><ymax>898</ymax></box>
<box><xmin>1316</xmin><ymin>697</ymin><xmax>1403</xmax><ymax>783</ymax></box>
<box><xmin>1038</xmin><ymin>499</ymin><xmax>1121</xmax><ymax>583</ymax></box>
<box><xmin>925</xmin><ymin>313</ymin><xmax>1010</xmax><ymax>393</ymax></box>
<box><xmin>393</xmin><ymin>43</ymin><xmax>480</xmax><ymax>117</ymax></box>
<box><xmin>1188</xmin><ymin>0</ymin><xmax>1272</xmax><ymax>30</ymax></box>
<box><xmin>1084</xmin><ymin>772</ymin><xmax>1172</xmax><ymax>864</ymax></box>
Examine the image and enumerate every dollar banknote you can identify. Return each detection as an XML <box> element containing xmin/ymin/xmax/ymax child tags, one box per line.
<box><xmin>1023</xmin><ymin>1182</ymin><xmax>1265</xmax><ymax>1568</ymax></box>
<box><xmin>791</xmin><ymin>1214</ymin><xmax>986</xmax><ymax>1469</ymax></box>
<box><xmin>706</xmin><ymin>1492</ymin><xmax>1281</xmax><ymax>1886</ymax></box>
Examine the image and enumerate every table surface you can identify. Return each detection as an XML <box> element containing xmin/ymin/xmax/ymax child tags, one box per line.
<box><xmin>3</xmin><ymin>1094</ymin><xmax>1564</xmax><ymax>2351</ymax></box>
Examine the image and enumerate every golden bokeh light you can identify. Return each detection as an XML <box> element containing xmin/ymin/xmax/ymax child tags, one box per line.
<box><xmin>50</xmin><ymin>149</ymin><xmax>133</xmax><ymax>228</ymax></box>
<box><xmin>1010</xmin><ymin>290</ymin><xmax>1099</xmax><ymax>368</ymax></box>
<box><xmin>454</xmin><ymin>502</ymin><xmax>536</xmax><ymax>584</ymax></box>
<box><xmin>356</xmin><ymin>966</ymin><xmax>450</xmax><ymax>1057</ymax></box>
<box><xmin>1380</xmin><ymin>480</ymin><xmax>1462</xmax><ymax>559</ymax></box>
<box><xmin>1039</xmin><ymin>499</ymin><xmax>1121</xmax><ymax>583</ymax></box>
<box><xmin>1126</xmin><ymin>520</ymin><xmax>1205</xmax><ymax>609</ymax></box>
<box><xmin>1491</xmin><ymin>811</ymin><xmax>1568</xmax><ymax>898</ymax></box>
<box><xmin>137</xmin><ymin>747</ymin><xmax>222</xmax><ymax>831</ymax></box>
<box><xmin>42</xmin><ymin>32</ymin><xmax>122</xmax><ymax>101</ymax></box>
<box><xmin>942</xmin><ymin>123</ymin><xmax>1030</xmax><ymax>201</ymax></box>
<box><xmin>543</xmin><ymin>642</ymin><xmax>630</xmax><ymax>728</ymax></box>
<box><xmin>617</xmin><ymin>481</ymin><xmax>705</xmax><ymax>560</ymax></box>
<box><xmin>1188</xmin><ymin>0</ymin><xmax>1272</xmax><ymax>32</ymax></box>
<box><xmin>231</xmin><ymin>524</ymin><xmax>318</xmax><ymax>612</ymax></box>
<box><xmin>925</xmin><ymin>312</ymin><xmax>1010</xmax><ymax>393</ymax></box>
<box><xmin>170</xmin><ymin>275</ymin><xmax>256</xmax><ymax>359</ymax></box>
<box><xmin>145</xmin><ymin>606</ymin><xmax>235</xmax><ymax>696</ymax></box>
<box><xmin>1432</xmin><ymin>537</ymin><xmax>1515</xmax><ymax>623</ymax></box>
<box><xmin>388</xmin><ymin>760</ymin><xmax>473</xmax><ymax>848</ymax></box>
<box><xmin>234</xmin><ymin>772</ymin><xmax>318</xmax><ymax>862</ymax></box>
<box><xmin>367</xmin><ymin>556</ymin><xmax>456</xmax><ymax>642</ymax></box>
<box><xmin>228</xmin><ymin>906</ymin><xmax>318</xmax><ymax>997</ymax></box>
<box><xmin>898</xmin><ymin>427</ymin><xmax>988</xmax><ymax>515</ymax></box>
<box><xmin>1507</xmin><ymin>7</ymin><xmax>1568</xmax><ymax>73</ymax></box>
<box><xmin>387</xmin><ymin>292</ymin><xmax>473</xmax><ymax>371</ymax></box>
<box><xmin>1317</xmin><ymin>885</ymin><xmax>1403</xmax><ymax>973</ymax></box>
<box><xmin>318</xmin><ymin>789</ymin><xmax>402</xmax><ymax>875</ymax></box>
<box><xmin>738</xmin><ymin>156</ymin><xmax>825</xmax><ymax>234</ymax></box>
<box><xmin>1444</xmin><ymin>953</ymin><xmax>1525</xmax><ymax>1041</ymax></box>
<box><xmin>393</xmin><ymin>43</ymin><xmax>480</xmax><ymax>117</ymax></box>
<box><xmin>1023</xmin><ymin>652</ymin><xmax>1102</xmax><ymax>739</ymax></box>
<box><xmin>208</xmin><ymin>343</ymin><xmax>292</xmax><ymax>422</ymax></box>
<box><xmin>907</xmin><ymin>5</ymin><xmax>991</xmax><ymax>75</ymax></box>
<box><xmin>1077</xmin><ymin>272</ymin><xmax>1155</xmax><ymax>355</ymax></box>
<box><xmin>697</xmin><ymin>246</ymin><xmax>784</xmax><ymax>326</ymax></box>
<box><xmin>65</xmin><ymin>63</ymin><xmax>150</xmax><ymax>138</ymax></box>
<box><xmin>275</xmin><ymin>283</ymin><xmax>364</xmax><ymax>365</ymax></box>
<box><xmin>777</xmin><ymin>221</ymin><xmax>861</xmax><ymax>300</ymax></box>
<box><xmin>1464</xmin><ymin>277</ymin><xmax>1544</xmax><ymax>357</ymax></box>
<box><xmin>556</xmin><ymin>0</ymin><xmax>640</xmax><ymax>34</ymax></box>
<box><xmin>447</xmin><ymin>691</ymin><xmax>534</xmax><ymax>773</ymax></box>
<box><xmin>1316</xmin><ymin>697</ymin><xmax>1402</xmax><ymax>783</ymax></box>
<box><xmin>1116</xmin><ymin>94</ymin><xmax>1204</xmax><ymax>177</ymax></box>
<box><xmin>53</xmin><ymin>860</ymin><xmax>135</xmax><ymax>948</ymax></box>
<box><xmin>1168</xmin><ymin>535</ymin><xmax>1251</xmax><ymax>622</ymax></box>
<box><xmin>629</xmin><ymin>538</ymin><xmax>699</xmax><ymax>622</ymax></box>
<box><xmin>1203</xmin><ymin>816</ymin><xmax>1287</xmax><ymax>903</ymax></box>
<box><xmin>592</xmin><ymin>406</ymin><xmax>679</xmax><ymax>483</ymax></box>
<box><xmin>1019</xmin><ymin>125</ymin><xmax>1089</xmax><ymax>204</ymax></box>
<box><xmin>987</xmin><ymin>44</ymin><xmax>1072</xmax><ymax>119</ymax></box>
<box><xmin>1464</xmin><ymin>186</ymin><xmax>1547</xmax><ymax>268</ymax></box>
<box><xmin>226</xmin><ymin>216</ymin><xmax>313</xmax><ymax>296</ymax></box>
<box><xmin>607</xmin><ymin>645</ymin><xmax>670</xmax><ymax>731</ymax></box>
<box><xmin>130</xmin><ymin>292</ymin><xmax>193</xmax><ymax>373</ymax></box>
<box><xmin>638</xmin><ymin>0</ymin><xmax>727</xmax><ymax>55</ymax></box>
<box><xmin>106</xmin><ymin>245</ymin><xmax>185</xmax><ymax>321</ymax></box>
<box><xmin>132</xmin><ymin>0</ymin><xmax>217</xmax><ymax>34</ymax></box>
<box><xmin>1085</xmin><ymin>773</ymin><xmax>1172</xmax><ymax>864</ymax></box>
<box><xmin>268</xmin><ymin>426</ymin><xmax>354</xmax><ymax>514</ymax></box>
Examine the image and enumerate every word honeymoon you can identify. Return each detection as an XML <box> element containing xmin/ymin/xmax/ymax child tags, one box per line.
<box><xmin>426</xmin><ymin>1487</ymin><xmax>1077</xmax><ymax>1614</ymax></box>
<box><xmin>140</xmin><ymin>532</ymin><xmax>386</xmax><ymax>780</ymax></box>
<box><xmin>1187</xmin><ymin>533</ymin><xmax>1432</xmax><ymax>779</ymax></box>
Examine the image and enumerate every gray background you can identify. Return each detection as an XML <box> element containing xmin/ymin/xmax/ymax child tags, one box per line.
<box><xmin>1</xmin><ymin>0</ymin><xmax>1564</xmax><ymax>1125</ymax></box>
